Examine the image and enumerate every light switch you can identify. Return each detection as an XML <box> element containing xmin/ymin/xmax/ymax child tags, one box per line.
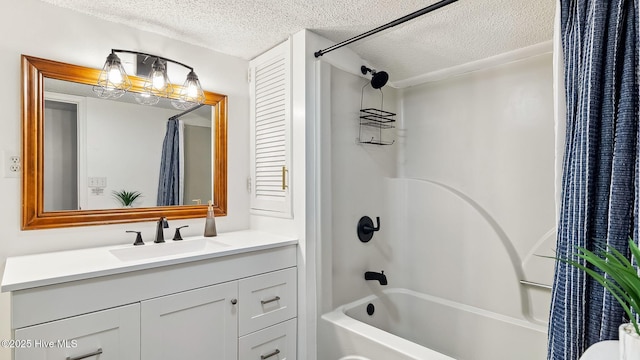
<box><xmin>89</xmin><ymin>177</ymin><xmax>107</xmax><ymax>188</ymax></box>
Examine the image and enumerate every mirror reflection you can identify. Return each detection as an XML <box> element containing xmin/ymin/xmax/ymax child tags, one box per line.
<box><xmin>44</xmin><ymin>79</ymin><xmax>213</xmax><ymax>211</ymax></box>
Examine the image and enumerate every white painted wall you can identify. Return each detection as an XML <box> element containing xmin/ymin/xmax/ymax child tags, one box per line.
<box><xmin>397</xmin><ymin>53</ymin><xmax>556</xmax><ymax>323</ymax></box>
<box><xmin>0</xmin><ymin>2</ymin><xmax>250</xmax><ymax>358</ymax></box>
<box><xmin>85</xmin><ymin>97</ymin><xmax>172</xmax><ymax>209</ymax></box>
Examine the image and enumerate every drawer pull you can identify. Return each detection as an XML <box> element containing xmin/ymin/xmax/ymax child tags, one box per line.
<box><xmin>261</xmin><ymin>296</ymin><xmax>281</xmax><ymax>305</ymax></box>
<box><xmin>261</xmin><ymin>349</ymin><xmax>280</xmax><ymax>359</ymax></box>
<box><xmin>66</xmin><ymin>348</ymin><xmax>103</xmax><ymax>360</ymax></box>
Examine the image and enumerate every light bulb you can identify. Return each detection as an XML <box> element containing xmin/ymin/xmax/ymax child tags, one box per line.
<box><xmin>152</xmin><ymin>73</ymin><xmax>166</xmax><ymax>90</ymax></box>
<box><xmin>187</xmin><ymin>83</ymin><xmax>198</xmax><ymax>98</ymax></box>
<box><xmin>108</xmin><ymin>68</ymin><xmax>123</xmax><ymax>86</ymax></box>
<box><xmin>178</xmin><ymin>70</ymin><xmax>204</xmax><ymax>104</ymax></box>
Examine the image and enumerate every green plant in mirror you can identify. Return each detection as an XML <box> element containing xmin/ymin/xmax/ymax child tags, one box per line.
<box><xmin>557</xmin><ymin>238</ymin><xmax>640</xmax><ymax>336</ymax></box>
<box><xmin>112</xmin><ymin>190</ymin><xmax>142</xmax><ymax>207</ymax></box>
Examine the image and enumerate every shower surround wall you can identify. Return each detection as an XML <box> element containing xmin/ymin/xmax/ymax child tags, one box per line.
<box><xmin>396</xmin><ymin>52</ymin><xmax>556</xmax><ymax>322</ymax></box>
<box><xmin>328</xmin><ymin>67</ymin><xmax>397</xmax><ymax>308</ymax></box>
<box><xmin>321</xmin><ymin>51</ymin><xmax>555</xmax><ymax>358</ymax></box>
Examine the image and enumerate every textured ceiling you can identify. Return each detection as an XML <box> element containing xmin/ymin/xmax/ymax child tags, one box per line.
<box><xmin>38</xmin><ymin>0</ymin><xmax>555</xmax><ymax>85</ymax></box>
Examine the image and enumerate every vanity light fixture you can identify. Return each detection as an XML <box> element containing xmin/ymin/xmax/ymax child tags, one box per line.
<box><xmin>93</xmin><ymin>49</ymin><xmax>206</xmax><ymax>109</ymax></box>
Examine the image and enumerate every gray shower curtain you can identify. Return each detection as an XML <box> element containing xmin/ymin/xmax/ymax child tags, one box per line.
<box><xmin>548</xmin><ymin>1</ymin><xmax>639</xmax><ymax>359</ymax></box>
<box><xmin>157</xmin><ymin>118</ymin><xmax>181</xmax><ymax>206</ymax></box>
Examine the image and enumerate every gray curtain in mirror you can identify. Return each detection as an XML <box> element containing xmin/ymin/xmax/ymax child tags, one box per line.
<box><xmin>157</xmin><ymin>118</ymin><xmax>181</xmax><ymax>206</ymax></box>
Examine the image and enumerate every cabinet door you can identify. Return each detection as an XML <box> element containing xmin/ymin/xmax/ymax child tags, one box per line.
<box><xmin>249</xmin><ymin>38</ymin><xmax>292</xmax><ymax>218</ymax></box>
<box><xmin>140</xmin><ymin>281</ymin><xmax>238</xmax><ymax>360</ymax></box>
<box><xmin>14</xmin><ymin>303</ymin><xmax>140</xmax><ymax>360</ymax></box>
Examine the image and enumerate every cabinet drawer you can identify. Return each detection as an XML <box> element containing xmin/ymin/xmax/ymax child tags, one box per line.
<box><xmin>14</xmin><ymin>304</ymin><xmax>140</xmax><ymax>360</ymax></box>
<box><xmin>239</xmin><ymin>319</ymin><xmax>297</xmax><ymax>360</ymax></box>
<box><xmin>239</xmin><ymin>267</ymin><xmax>297</xmax><ymax>335</ymax></box>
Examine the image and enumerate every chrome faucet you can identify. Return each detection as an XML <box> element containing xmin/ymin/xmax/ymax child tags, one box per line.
<box><xmin>155</xmin><ymin>217</ymin><xmax>169</xmax><ymax>243</ymax></box>
<box><xmin>364</xmin><ymin>270</ymin><xmax>388</xmax><ymax>285</ymax></box>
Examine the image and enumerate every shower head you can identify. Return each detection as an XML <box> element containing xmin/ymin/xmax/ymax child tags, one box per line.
<box><xmin>361</xmin><ymin>66</ymin><xmax>389</xmax><ymax>89</ymax></box>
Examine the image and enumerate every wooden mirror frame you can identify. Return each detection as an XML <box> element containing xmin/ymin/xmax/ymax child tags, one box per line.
<box><xmin>21</xmin><ymin>55</ymin><xmax>227</xmax><ymax>230</ymax></box>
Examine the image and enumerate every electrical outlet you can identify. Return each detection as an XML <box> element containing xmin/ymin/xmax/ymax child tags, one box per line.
<box><xmin>4</xmin><ymin>152</ymin><xmax>20</xmax><ymax>178</ymax></box>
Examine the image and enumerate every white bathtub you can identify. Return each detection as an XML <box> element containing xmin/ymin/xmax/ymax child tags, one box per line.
<box><xmin>320</xmin><ymin>288</ymin><xmax>547</xmax><ymax>360</ymax></box>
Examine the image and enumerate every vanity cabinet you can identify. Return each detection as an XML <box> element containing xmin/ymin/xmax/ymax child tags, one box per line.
<box><xmin>5</xmin><ymin>237</ymin><xmax>297</xmax><ymax>360</ymax></box>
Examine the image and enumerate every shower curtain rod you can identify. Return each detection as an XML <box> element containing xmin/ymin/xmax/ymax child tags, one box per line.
<box><xmin>170</xmin><ymin>103</ymin><xmax>205</xmax><ymax>120</ymax></box>
<box><xmin>314</xmin><ymin>0</ymin><xmax>458</xmax><ymax>58</ymax></box>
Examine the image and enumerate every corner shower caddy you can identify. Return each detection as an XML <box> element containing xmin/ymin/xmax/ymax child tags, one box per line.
<box><xmin>358</xmin><ymin>81</ymin><xmax>396</xmax><ymax>146</ymax></box>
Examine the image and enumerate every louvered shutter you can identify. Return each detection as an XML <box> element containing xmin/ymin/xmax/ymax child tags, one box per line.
<box><xmin>249</xmin><ymin>40</ymin><xmax>292</xmax><ymax>217</ymax></box>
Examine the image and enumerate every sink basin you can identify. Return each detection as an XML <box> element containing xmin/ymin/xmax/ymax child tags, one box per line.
<box><xmin>109</xmin><ymin>238</ymin><xmax>230</xmax><ymax>262</ymax></box>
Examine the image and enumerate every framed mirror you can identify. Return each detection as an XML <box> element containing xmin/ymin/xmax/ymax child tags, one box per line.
<box><xmin>21</xmin><ymin>55</ymin><xmax>227</xmax><ymax>230</ymax></box>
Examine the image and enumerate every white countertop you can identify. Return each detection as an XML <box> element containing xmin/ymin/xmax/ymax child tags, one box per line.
<box><xmin>1</xmin><ymin>230</ymin><xmax>297</xmax><ymax>292</ymax></box>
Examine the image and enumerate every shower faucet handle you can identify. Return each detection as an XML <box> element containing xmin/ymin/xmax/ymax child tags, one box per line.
<box><xmin>363</xmin><ymin>216</ymin><xmax>380</xmax><ymax>233</ymax></box>
<box><xmin>357</xmin><ymin>216</ymin><xmax>380</xmax><ymax>242</ymax></box>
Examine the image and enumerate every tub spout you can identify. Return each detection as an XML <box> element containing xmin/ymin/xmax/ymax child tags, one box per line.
<box><xmin>365</xmin><ymin>271</ymin><xmax>387</xmax><ymax>285</ymax></box>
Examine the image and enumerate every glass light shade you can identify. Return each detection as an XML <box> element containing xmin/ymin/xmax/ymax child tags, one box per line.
<box><xmin>134</xmin><ymin>92</ymin><xmax>160</xmax><ymax>106</ymax></box>
<box><xmin>172</xmin><ymin>70</ymin><xmax>205</xmax><ymax>110</ymax></box>
<box><xmin>141</xmin><ymin>58</ymin><xmax>174</xmax><ymax>101</ymax></box>
<box><xmin>93</xmin><ymin>53</ymin><xmax>132</xmax><ymax>99</ymax></box>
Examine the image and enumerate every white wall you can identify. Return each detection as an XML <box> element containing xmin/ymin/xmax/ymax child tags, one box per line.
<box><xmin>0</xmin><ymin>2</ymin><xmax>250</xmax><ymax>358</ymax></box>
<box><xmin>85</xmin><ymin>97</ymin><xmax>172</xmax><ymax>209</ymax></box>
<box><xmin>397</xmin><ymin>53</ymin><xmax>556</xmax><ymax>323</ymax></box>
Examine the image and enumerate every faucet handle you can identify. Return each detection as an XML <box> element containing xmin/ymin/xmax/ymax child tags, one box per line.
<box><xmin>173</xmin><ymin>225</ymin><xmax>189</xmax><ymax>241</ymax></box>
<box><xmin>126</xmin><ymin>231</ymin><xmax>144</xmax><ymax>246</ymax></box>
<box><xmin>357</xmin><ymin>216</ymin><xmax>381</xmax><ymax>242</ymax></box>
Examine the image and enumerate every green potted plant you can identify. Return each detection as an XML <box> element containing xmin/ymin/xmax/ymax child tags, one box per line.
<box><xmin>112</xmin><ymin>190</ymin><xmax>142</xmax><ymax>207</ymax></box>
<box><xmin>560</xmin><ymin>239</ymin><xmax>640</xmax><ymax>359</ymax></box>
